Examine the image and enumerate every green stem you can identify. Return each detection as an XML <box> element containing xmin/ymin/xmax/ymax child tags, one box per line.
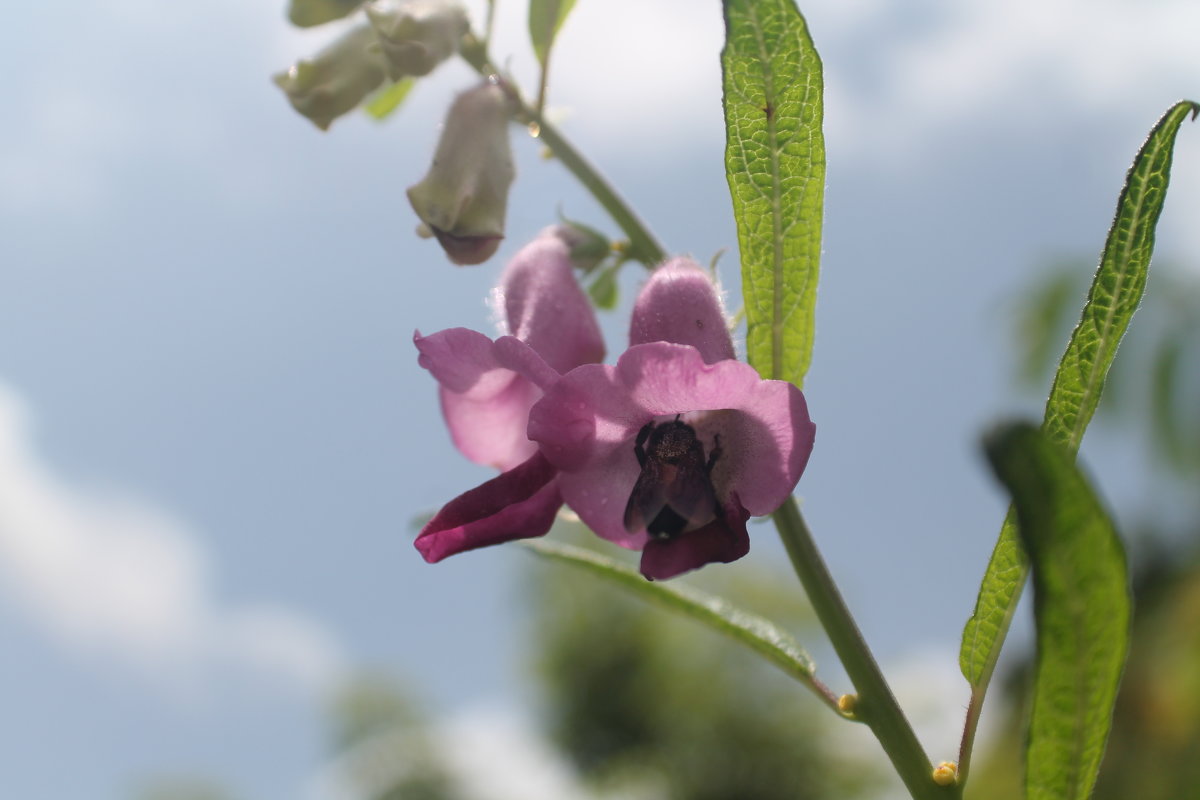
<box><xmin>957</xmin><ymin>565</ymin><xmax>1024</xmax><ymax>787</ymax></box>
<box><xmin>956</xmin><ymin>685</ymin><xmax>985</xmax><ymax>786</ymax></box>
<box><xmin>458</xmin><ymin>34</ymin><xmax>667</xmax><ymax>266</ymax></box>
<box><xmin>773</xmin><ymin>497</ymin><xmax>959</xmax><ymax>800</ymax></box>
<box><xmin>483</xmin><ymin>0</ymin><xmax>496</xmax><ymax>46</ymax></box>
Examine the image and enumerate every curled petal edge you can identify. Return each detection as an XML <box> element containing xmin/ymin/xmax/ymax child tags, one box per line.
<box><xmin>416</xmin><ymin>451</ymin><xmax>561</xmax><ymax>562</ymax></box>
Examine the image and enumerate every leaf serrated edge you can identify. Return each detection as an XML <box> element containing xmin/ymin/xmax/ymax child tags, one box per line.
<box><xmin>956</xmin><ymin>99</ymin><xmax>1198</xmax><ymax>785</ymax></box>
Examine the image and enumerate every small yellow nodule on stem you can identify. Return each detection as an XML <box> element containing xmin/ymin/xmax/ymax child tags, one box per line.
<box><xmin>836</xmin><ymin>694</ymin><xmax>858</xmax><ymax>715</ymax></box>
<box><xmin>931</xmin><ymin>761</ymin><xmax>958</xmax><ymax>787</ymax></box>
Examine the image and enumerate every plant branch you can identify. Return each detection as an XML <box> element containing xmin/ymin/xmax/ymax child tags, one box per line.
<box><xmin>773</xmin><ymin>496</ymin><xmax>959</xmax><ymax>800</ymax></box>
<box><xmin>458</xmin><ymin>34</ymin><xmax>667</xmax><ymax>266</ymax></box>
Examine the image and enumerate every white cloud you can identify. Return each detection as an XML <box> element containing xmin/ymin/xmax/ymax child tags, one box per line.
<box><xmin>309</xmin><ymin>704</ymin><xmax>601</xmax><ymax>800</ymax></box>
<box><xmin>835</xmin><ymin>0</ymin><xmax>1200</xmax><ymax>151</ymax></box>
<box><xmin>0</xmin><ymin>384</ymin><xmax>346</xmax><ymax>694</ymax></box>
<box><xmin>433</xmin><ymin>706</ymin><xmax>598</xmax><ymax>800</ymax></box>
<box><xmin>0</xmin><ymin>86</ymin><xmax>131</xmax><ymax>214</ymax></box>
<box><xmin>474</xmin><ymin>0</ymin><xmax>1200</xmax><ymax>152</ymax></box>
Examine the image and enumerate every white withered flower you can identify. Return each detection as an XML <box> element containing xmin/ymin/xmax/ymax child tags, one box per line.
<box><xmin>272</xmin><ymin>25</ymin><xmax>387</xmax><ymax>131</ymax></box>
<box><xmin>365</xmin><ymin>0</ymin><xmax>469</xmax><ymax>81</ymax></box>
<box><xmin>407</xmin><ymin>81</ymin><xmax>517</xmax><ymax>265</ymax></box>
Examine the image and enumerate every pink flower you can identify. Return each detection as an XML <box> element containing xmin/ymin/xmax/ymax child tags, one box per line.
<box><xmin>413</xmin><ymin>231</ymin><xmax>604</xmax><ymax>561</ymax></box>
<box><xmin>527</xmin><ymin>259</ymin><xmax>815</xmax><ymax>579</ymax></box>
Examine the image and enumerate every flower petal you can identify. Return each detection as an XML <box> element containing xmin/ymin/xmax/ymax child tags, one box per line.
<box><xmin>414</xmin><ymin>327</ymin><xmax>539</xmax><ymax>470</ymax></box>
<box><xmin>415</xmin><ymin>451</ymin><xmax>561</xmax><ymax>562</ymax></box>
<box><xmin>630</xmin><ymin>258</ymin><xmax>735</xmax><ymax>364</ymax></box>
<box><xmin>527</xmin><ymin>361</ymin><xmax>645</xmax><ymax>472</ymax></box>
<box><xmin>494</xmin><ymin>233</ymin><xmax>605</xmax><ymax>374</ymax></box>
<box><xmin>615</xmin><ymin>343</ymin><xmax>814</xmax><ymax>516</ymax></box>
<box><xmin>529</xmin><ymin>342</ymin><xmax>814</xmax><ymax>545</ymax></box>
<box><xmin>639</xmin><ymin>495</ymin><xmax>751</xmax><ymax>580</ymax></box>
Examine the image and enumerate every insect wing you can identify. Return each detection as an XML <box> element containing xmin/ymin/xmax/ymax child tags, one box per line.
<box><xmin>623</xmin><ymin>457</ymin><xmax>720</xmax><ymax>536</ymax></box>
<box><xmin>623</xmin><ymin>458</ymin><xmax>668</xmax><ymax>533</ymax></box>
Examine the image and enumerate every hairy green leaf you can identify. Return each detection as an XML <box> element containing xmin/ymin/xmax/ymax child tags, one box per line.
<box><xmin>529</xmin><ymin>0</ymin><xmax>577</xmax><ymax>67</ymax></box>
<box><xmin>960</xmin><ymin>100</ymin><xmax>1198</xmax><ymax>688</ymax></box>
<box><xmin>522</xmin><ymin>539</ymin><xmax>826</xmax><ymax>697</ymax></box>
<box><xmin>984</xmin><ymin>422</ymin><xmax>1130</xmax><ymax>800</ymax></box>
<box><xmin>364</xmin><ymin>78</ymin><xmax>416</xmax><ymax>121</ymax></box>
<box><xmin>721</xmin><ymin>0</ymin><xmax>824</xmax><ymax>389</ymax></box>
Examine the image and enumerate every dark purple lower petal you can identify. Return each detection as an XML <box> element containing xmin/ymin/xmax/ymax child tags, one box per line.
<box><xmin>638</xmin><ymin>495</ymin><xmax>751</xmax><ymax>580</ymax></box>
<box><xmin>416</xmin><ymin>452</ymin><xmax>561</xmax><ymax>562</ymax></box>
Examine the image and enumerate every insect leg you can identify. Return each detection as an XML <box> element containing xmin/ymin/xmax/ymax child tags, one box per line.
<box><xmin>633</xmin><ymin>421</ymin><xmax>654</xmax><ymax>467</ymax></box>
<box><xmin>706</xmin><ymin>433</ymin><xmax>723</xmax><ymax>474</ymax></box>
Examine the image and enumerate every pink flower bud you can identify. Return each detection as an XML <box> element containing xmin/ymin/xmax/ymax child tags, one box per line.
<box><xmin>631</xmin><ymin>258</ymin><xmax>736</xmax><ymax>364</ymax></box>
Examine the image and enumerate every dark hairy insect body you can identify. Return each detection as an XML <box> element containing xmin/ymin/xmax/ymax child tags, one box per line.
<box><xmin>623</xmin><ymin>417</ymin><xmax>723</xmax><ymax>540</ymax></box>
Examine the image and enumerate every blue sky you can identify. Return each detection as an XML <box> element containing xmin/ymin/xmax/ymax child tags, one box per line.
<box><xmin>1</xmin><ymin>0</ymin><xmax>1198</xmax><ymax>797</ymax></box>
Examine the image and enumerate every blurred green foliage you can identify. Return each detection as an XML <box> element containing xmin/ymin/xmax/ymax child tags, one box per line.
<box><xmin>968</xmin><ymin>537</ymin><xmax>1200</xmax><ymax>800</ymax></box>
<box><xmin>1012</xmin><ymin>261</ymin><xmax>1200</xmax><ymax>480</ymax></box>
<box><xmin>326</xmin><ymin>676</ymin><xmax>460</xmax><ymax>800</ymax></box>
<box><xmin>524</xmin><ymin>523</ymin><xmax>877</xmax><ymax>800</ymax></box>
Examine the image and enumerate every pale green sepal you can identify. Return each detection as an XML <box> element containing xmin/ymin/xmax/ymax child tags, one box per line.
<box><xmin>548</xmin><ymin>217</ymin><xmax>610</xmax><ymax>272</ymax></box>
<box><xmin>363</xmin><ymin>77</ymin><xmax>416</xmax><ymax>121</ymax></box>
<box><xmin>587</xmin><ymin>265</ymin><xmax>619</xmax><ymax>310</ymax></box>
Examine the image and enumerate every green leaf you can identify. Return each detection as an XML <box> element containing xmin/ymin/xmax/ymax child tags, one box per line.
<box><xmin>983</xmin><ymin>422</ymin><xmax>1130</xmax><ymax>800</ymax></box>
<box><xmin>721</xmin><ymin>0</ymin><xmax>824</xmax><ymax>390</ymax></box>
<box><xmin>522</xmin><ymin>539</ymin><xmax>829</xmax><ymax>701</ymax></box>
<box><xmin>528</xmin><ymin>0</ymin><xmax>577</xmax><ymax>67</ymax></box>
<box><xmin>960</xmin><ymin>100</ymin><xmax>1198</xmax><ymax>688</ymax></box>
<box><xmin>363</xmin><ymin>78</ymin><xmax>416</xmax><ymax>121</ymax></box>
<box><xmin>1046</xmin><ymin>100</ymin><xmax>1200</xmax><ymax>449</ymax></box>
<box><xmin>587</xmin><ymin>264</ymin><xmax>619</xmax><ymax>309</ymax></box>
